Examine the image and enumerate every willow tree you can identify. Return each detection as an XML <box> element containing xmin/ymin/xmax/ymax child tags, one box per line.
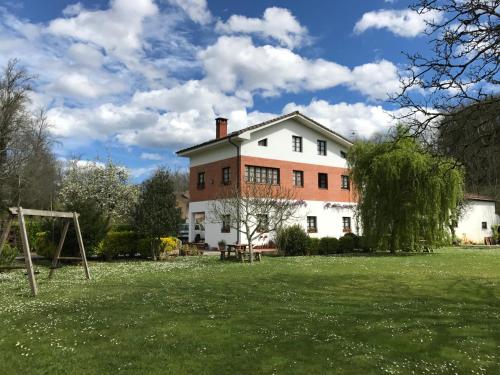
<box><xmin>348</xmin><ymin>128</ymin><xmax>464</xmax><ymax>252</ymax></box>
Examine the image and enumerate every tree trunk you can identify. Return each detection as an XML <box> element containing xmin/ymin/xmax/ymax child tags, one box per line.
<box><xmin>248</xmin><ymin>241</ymin><xmax>254</xmax><ymax>264</ymax></box>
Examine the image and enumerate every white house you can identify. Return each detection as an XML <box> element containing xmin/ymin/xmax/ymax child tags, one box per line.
<box><xmin>456</xmin><ymin>194</ymin><xmax>500</xmax><ymax>244</ymax></box>
<box><xmin>176</xmin><ymin>111</ymin><xmax>357</xmax><ymax>248</ymax></box>
<box><xmin>176</xmin><ymin>111</ymin><xmax>499</xmax><ymax>248</ymax></box>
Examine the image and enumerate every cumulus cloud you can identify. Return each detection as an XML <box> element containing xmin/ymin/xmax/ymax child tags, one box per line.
<box><xmin>0</xmin><ymin>2</ymin><xmax>407</xmax><ymax>155</ymax></box>
<box><xmin>354</xmin><ymin>8</ymin><xmax>443</xmax><ymax>37</ymax></box>
<box><xmin>200</xmin><ymin>36</ymin><xmax>400</xmax><ymax>99</ymax></box>
<box><xmin>282</xmin><ymin>100</ymin><xmax>397</xmax><ymax>139</ymax></box>
<box><xmin>140</xmin><ymin>152</ymin><xmax>163</xmax><ymax>160</ymax></box>
<box><xmin>216</xmin><ymin>7</ymin><xmax>309</xmax><ymax>49</ymax></box>
<box><xmin>167</xmin><ymin>0</ymin><xmax>212</xmax><ymax>25</ymax></box>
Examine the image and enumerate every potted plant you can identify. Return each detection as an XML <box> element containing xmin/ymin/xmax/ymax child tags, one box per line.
<box><xmin>218</xmin><ymin>239</ymin><xmax>226</xmax><ymax>251</ymax></box>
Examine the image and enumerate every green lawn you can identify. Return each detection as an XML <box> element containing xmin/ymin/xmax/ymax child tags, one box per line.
<box><xmin>1</xmin><ymin>248</ymin><xmax>499</xmax><ymax>374</ymax></box>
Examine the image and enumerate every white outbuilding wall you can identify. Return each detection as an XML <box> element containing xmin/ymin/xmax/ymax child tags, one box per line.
<box><xmin>456</xmin><ymin>200</ymin><xmax>500</xmax><ymax>243</ymax></box>
<box><xmin>189</xmin><ymin>199</ymin><xmax>357</xmax><ymax>248</ymax></box>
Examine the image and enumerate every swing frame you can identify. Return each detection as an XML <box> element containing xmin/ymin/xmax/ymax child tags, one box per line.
<box><xmin>0</xmin><ymin>207</ymin><xmax>91</xmax><ymax>296</ymax></box>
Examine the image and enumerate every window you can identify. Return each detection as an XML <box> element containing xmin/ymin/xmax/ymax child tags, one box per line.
<box><xmin>342</xmin><ymin>217</ymin><xmax>351</xmax><ymax>232</ymax></box>
<box><xmin>340</xmin><ymin>150</ymin><xmax>347</xmax><ymax>159</ymax></box>
<box><xmin>317</xmin><ymin>140</ymin><xmax>327</xmax><ymax>156</ymax></box>
<box><xmin>292</xmin><ymin>136</ymin><xmax>303</xmax><ymax>152</ymax></box>
<box><xmin>258</xmin><ymin>138</ymin><xmax>268</xmax><ymax>146</ymax></box>
<box><xmin>307</xmin><ymin>216</ymin><xmax>317</xmax><ymax>233</ymax></box>
<box><xmin>341</xmin><ymin>175</ymin><xmax>350</xmax><ymax>190</ymax></box>
<box><xmin>293</xmin><ymin>170</ymin><xmax>304</xmax><ymax>187</ymax></box>
<box><xmin>222</xmin><ymin>167</ymin><xmax>231</xmax><ymax>185</ymax></box>
<box><xmin>318</xmin><ymin>173</ymin><xmax>328</xmax><ymax>189</ymax></box>
<box><xmin>256</xmin><ymin>214</ymin><xmax>269</xmax><ymax>232</ymax></box>
<box><xmin>482</xmin><ymin>221</ymin><xmax>487</xmax><ymax>229</ymax></box>
<box><xmin>221</xmin><ymin>215</ymin><xmax>230</xmax><ymax>233</ymax></box>
<box><xmin>245</xmin><ymin>165</ymin><xmax>280</xmax><ymax>185</ymax></box>
<box><xmin>197</xmin><ymin>172</ymin><xmax>205</xmax><ymax>189</ymax></box>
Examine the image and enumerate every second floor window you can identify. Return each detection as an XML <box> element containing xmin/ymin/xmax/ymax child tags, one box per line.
<box><xmin>197</xmin><ymin>172</ymin><xmax>205</xmax><ymax>189</ymax></box>
<box><xmin>341</xmin><ymin>175</ymin><xmax>350</xmax><ymax>190</ymax></box>
<box><xmin>292</xmin><ymin>136</ymin><xmax>302</xmax><ymax>152</ymax></box>
<box><xmin>340</xmin><ymin>150</ymin><xmax>347</xmax><ymax>159</ymax></box>
<box><xmin>317</xmin><ymin>140</ymin><xmax>327</xmax><ymax>156</ymax></box>
<box><xmin>307</xmin><ymin>216</ymin><xmax>317</xmax><ymax>233</ymax></box>
<box><xmin>222</xmin><ymin>167</ymin><xmax>231</xmax><ymax>185</ymax></box>
<box><xmin>245</xmin><ymin>165</ymin><xmax>280</xmax><ymax>185</ymax></box>
<box><xmin>343</xmin><ymin>217</ymin><xmax>351</xmax><ymax>232</ymax></box>
<box><xmin>318</xmin><ymin>173</ymin><xmax>328</xmax><ymax>189</ymax></box>
<box><xmin>221</xmin><ymin>215</ymin><xmax>230</xmax><ymax>233</ymax></box>
<box><xmin>258</xmin><ymin>138</ymin><xmax>268</xmax><ymax>146</ymax></box>
<box><xmin>293</xmin><ymin>170</ymin><xmax>304</xmax><ymax>187</ymax></box>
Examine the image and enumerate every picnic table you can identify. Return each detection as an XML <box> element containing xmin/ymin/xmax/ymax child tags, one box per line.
<box><xmin>220</xmin><ymin>244</ymin><xmax>262</xmax><ymax>261</ymax></box>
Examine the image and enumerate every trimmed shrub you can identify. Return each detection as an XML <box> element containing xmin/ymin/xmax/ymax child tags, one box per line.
<box><xmin>98</xmin><ymin>231</ymin><xmax>138</xmax><ymax>259</ymax></box>
<box><xmin>275</xmin><ymin>225</ymin><xmax>309</xmax><ymax>256</ymax></box>
<box><xmin>318</xmin><ymin>237</ymin><xmax>339</xmax><ymax>255</ymax></box>
<box><xmin>306</xmin><ymin>237</ymin><xmax>320</xmax><ymax>255</ymax></box>
<box><xmin>0</xmin><ymin>243</ymin><xmax>18</xmax><ymax>265</ymax></box>
<box><xmin>338</xmin><ymin>234</ymin><xmax>356</xmax><ymax>253</ymax></box>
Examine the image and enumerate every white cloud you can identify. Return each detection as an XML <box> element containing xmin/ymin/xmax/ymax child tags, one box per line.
<box><xmin>49</xmin><ymin>72</ymin><xmax>126</xmax><ymax>99</ymax></box>
<box><xmin>140</xmin><ymin>152</ymin><xmax>163</xmax><ymax>160</ymax></box>
<box><xmin>349</xmin><ymin>60</ymin><xmax>401</xmax><ymax>100</ymax></box>
<box><xmin>283</xmin><ymin>100</ymin><xmax>397</xmax><ymax>139</ymax></box>
<box><xmin>216</xmin><ymin>7</ymin><xmax>309</xmax><ymax>49</ymax></box>
<box><xmin>167</xmin><ymin>0</ymin><xmax>212</xmax><ymax>25</ymax></box>
<box><xmin>354</xmin><ymin>8</ymin><xmax>443</xmax><ymax>37</ymax></box>
<box><xmin>67</xmin><ymin>43</ymin><xmax>104</xmax><ymax>69</ymax></box>
<box><xmin>48</xmin><ymin>0</ymin><xmax>158</xmax><ymax>72</ymax></box>
<box><xmin>200</xmin><ymin>36</ymin><xmax>400</xmax><ymax>99</ymax></box>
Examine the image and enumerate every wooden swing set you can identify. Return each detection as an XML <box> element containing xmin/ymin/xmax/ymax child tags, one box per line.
<box><xmin>0</xmin><ymin>207</ymin><xmax>90</xmax><ymax>296</ymax></box>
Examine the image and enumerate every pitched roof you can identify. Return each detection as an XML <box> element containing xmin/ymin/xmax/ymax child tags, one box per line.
<box><xmin>176</xmin><ymin>111</ymin><xmax>353</xmax><ymax>156</ymax></box>
<box><xmin>464</xmin><ymin>193</ymin><xmax>497</xmax><ymax>202</ymax></box>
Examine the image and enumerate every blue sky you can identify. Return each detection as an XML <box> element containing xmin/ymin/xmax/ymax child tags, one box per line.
<box><xmin>0</xmin><ymin>0</ymin><xmax>438</xmax><ymax>180</ymax></box>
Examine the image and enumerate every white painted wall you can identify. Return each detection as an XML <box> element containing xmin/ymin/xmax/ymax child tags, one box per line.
<box><xmin>189</xmin><ymin>199</ymin><xmax>357</xmax><ymax>248</ymax></box>
<box><xmin>240</xmin><ymin>118</ymin><xmax>349</xmax><ymax>167</ymax></box>
<box><xmin>189</xmin><ymin>142</ymin><xmax>237</xmax><ymax>167</ymax></box>
<box><xmin>456</xmin><ymin>200</ymin><xmax>500</xmax><ymax>243</ymax></box>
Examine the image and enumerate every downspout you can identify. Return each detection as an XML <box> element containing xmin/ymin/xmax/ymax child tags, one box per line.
<box><xmin>228</xmin><ymin>135</ymin><xmax>241</xmax><ymax>244</ymax></box>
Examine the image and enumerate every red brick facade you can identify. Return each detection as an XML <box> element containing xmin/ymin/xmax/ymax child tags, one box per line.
<box><xmin>190</xmin><ymin>155</ymin><xmax>356</xmax><ymax>203</ymax></box>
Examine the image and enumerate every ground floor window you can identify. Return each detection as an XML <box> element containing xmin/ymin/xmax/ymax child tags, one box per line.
<box><xmin>342</xmin><ymin>217</ymin><xmax>351</xmax><ymax>232</ymax></box>
<box><xmin>256</xmin><ymin>214</ymin><xmax>269</xmax><ymax>232</ymax></box>
<box><xmin>482</xmin><ymin>221</ymin><xmax>487</xmax><ymax>229</ymax></box>
<box><xmin>221</xmin><ymin>215</ymin><xmax>231</xmax><ymax>233</ymax></box>
<box><xmin>307</xmin><ymin>216</ymin><xmax>317</xmax><ymax>233</ymax></box>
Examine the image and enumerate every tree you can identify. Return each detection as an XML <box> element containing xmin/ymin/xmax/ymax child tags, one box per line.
<box><xmin>0</xmin><ymin>60</ymin><xmax>59</xmax><ymax>209</ymax></box>
<box><xmin>437</xmin><ymin>98</ymin><xmax>500</xmax><ymax>202</ymax></box>
<box><xmin>348</xmin><ymin>127</ymin><xmax>464</xmax><ymax>252</ymax></box>
<box><xmin>59</xmin><ymin>159</ymin><xmax>138</xmax><ymax>222</ymax></box>
<box><xmin>0</xmin><ymin>59</ymin><xmax>33</xmax><ymax>172</ymax></box>
<box><xmin>57</xmin><ymin>159</ymin><xmax>138</xmax><ymax>254</ymax></box>
<box><xmin>209</xmin><ymin>182</ymin><xmax>303</xmax><ymax>263</ymax></box>
<box><xmin>394</xmin><ymin>0</ymin><xmax>499</xmax><ymax>156</ymax></box>
<box><xmin>135</xmin><ymin>168</ymin><xmax>181</xmax><ymax>260</ymax></box>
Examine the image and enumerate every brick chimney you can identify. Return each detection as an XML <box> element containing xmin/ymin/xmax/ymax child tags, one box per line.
<box><xmin>216</xmin><ymin>117</ymin><xmax>228</xmax><ymax>139</ymax></box>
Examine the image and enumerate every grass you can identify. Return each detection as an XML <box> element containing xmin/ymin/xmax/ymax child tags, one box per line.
<box><xmin>1</xmin><ymin>247</ymin><xmax>499</xmax><ymax>374</ymax></box>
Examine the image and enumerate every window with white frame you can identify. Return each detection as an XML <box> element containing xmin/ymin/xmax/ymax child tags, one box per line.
<box><xmin>245</xmin><ymin>165</ymin><xmax>280</xmax><ymax>185</ymax></box>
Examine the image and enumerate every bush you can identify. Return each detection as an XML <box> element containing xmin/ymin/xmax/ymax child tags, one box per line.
<box><xmin>180</xmin><ymin>244</ymin><xmax>203</xmax><ymax>256</ymax></box>
<box><xmin>0</xmin><ymin>243</ymin><xmax>18</xmax><ymax>265</ymax></box>
<box><xmin>338</xmin><ymin>234</ymin><xmax>356</xmax><ymax>253</ymax></box>
<box><xmin>34</xmin><ymin>231</ymin><xmax>57</xmax><ymax>258</ymax></box>
<box><xmin>306</xmin><ymin>237</ymin><xmax>320</xmax><ymax>255</ymax></box>
<box><xmin>98</xmin><ymin>231</ymin><xmax>138</xmax><ymax>260</ymax></box>
<box><xmin>275</xmin><ymin>225</ymin><xmax>309</xmax><ymax>256</ymax></box>
<box><xmin>318</xmin><ymin>237</ymin><xmax>339</xmax><ymax>255</ymax></box>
